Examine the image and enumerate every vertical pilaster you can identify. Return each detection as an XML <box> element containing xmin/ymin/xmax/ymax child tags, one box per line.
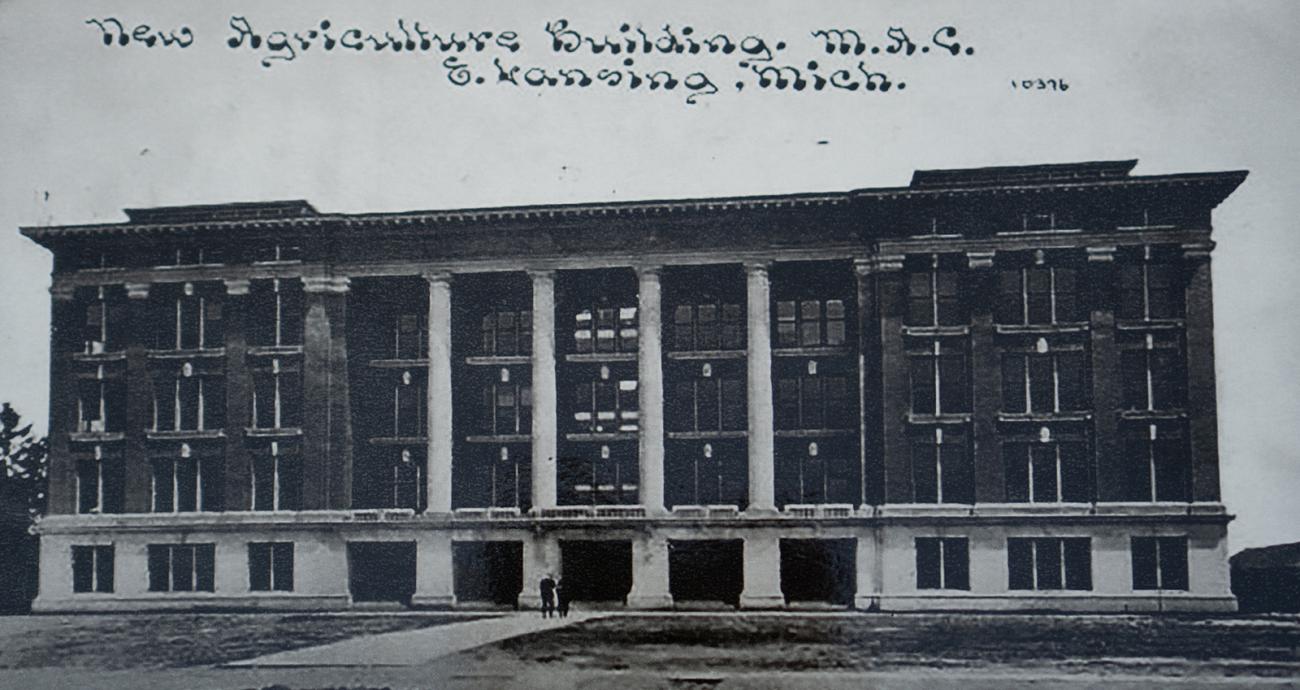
<box><xmin>519</xmin><ymin>531</ymin><xmax>561</xmax><ymax>610</ymax></box>
<box><xmin>123</xmin><ymin>282</ymin><xmax>153</xmax><ymax>514</ymax></box>
<box><xmin>967</xmin><ymin>252</ymin><xmax>1003</xmax><ymax>503</ymax></box>
<box><xmin>627</xmin><ymin>533</ymin><xmax>673</xmax><ymax>608</ymax></box>
<box><xmin>875</xmin><ymin>256</ymin><xmax>911</xmax><ymax>503</ymax></box>
<box><xmin>636</xmin><ymin>266</ymin><xmax>666</xmax><ymax>515</ymax></box>
<box><xmin>529</xmin><ymin>270</ymin><xmax>558</xmax><ymax>511</ymax></box>
<box><xmin>744</xmin><ymin>262</ymin><xmax>776</xmax><ymax>514</ymax></box>
<box><xmin>222</xmin><ymin>279</ymin><xmax>251</xmax><ymax>511</ymax></box>
<box><xmin>854</xmin><ymin>260</ymin><xmax>883</xmax><ymax>507</ymax></box>
<box><xmin>424</xmin><ymin>271</ymin><xmax>454</xmax><ymax>515</ymax></box>
<box><xmin>301</xmin><ymin>275</ymin><xmax>351</xmax><ymax>510</ymax></box>
<box><xmin>739</xmin><ymin>531</ymin><xmax>784</xmax><ymax>608</ymax></box>
<box><xmin>1088</xmin><ymin>246</ymin><xmax>1123</xmax><ymax>502</ymax></box>
<box><xmin>853</xmin><ymin>530</ymin><xmax>881</xmax><ymax>610</ymax></box>
<box><xmin>1183</xmin><ymin>242</ymin><xmax>1221</xmax><ymax>502</ymax></box>
<box><xmin>412</xmin><ymin>531</ymin><xmax>455</xmax><ymax>608</ymax></box>
<box><xmin>46</xmin><ymin>283</ymin><xmax>79</xmax><ymax>515</ymax></box>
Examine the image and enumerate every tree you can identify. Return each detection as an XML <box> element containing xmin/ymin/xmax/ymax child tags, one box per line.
<box><xmin>0</xmin><ymin>402</ymin><xmax>48</xmax><ymax>521</ymax></box>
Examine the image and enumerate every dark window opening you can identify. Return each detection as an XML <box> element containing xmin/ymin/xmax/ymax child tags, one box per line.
<box><xmin>1001</xmin><ymin>341</ymin><xmax>1088</xmax><ymax>414</ymax></box>
<box><xmin>996</xmin><ymin>266</ymin><xmax>1082</xmax><ymax>325</ymax></box>
<box><xmin>1131</xmin><ymin>536</ymin><xmax>1189</xmax><ymax>591</ymax></box>
<box><xmin>251</xmin><ymin>442</ymin><xmax>302</xmax><ymax>511</ymax></box>
<box><xmin>481</xmin><ymin>310</ymin><xmax>532</xmax><ymax>357</ymax></box>
<box><xmin>1008</xmin><ymin>537</ymin><xmax>1091</xmax><ymax>591</ymax></box>
<box><xmin>665</xmin><ymin>440</ymin><xmax>747</xmax><ymax>508</ymax></box>
<box><xmin>558</xmin><ymin>442</ymin><xmax>638</xmax><ymax>506</ymax></box>
<box><xmin>71</xmin><ymin>545</ymin><xmax>114</xmax><ymax>593</ymax></box>
<box><xmin>915</xmin><ymin>537</ymin><xmax>969</xmax><ymax>590</ymax></box>
<box><xmin>1122</xmin><ymin>422</ymin><xmax>1191</xmax><ymax>502</ymax></box>
<box><xmin>1003</xmin><ymin>437</ymin><xmax>1091</xmax><ymax>503</ymax></box>
<box><xmin>908</xmin><ymin>339</ymin><xmax>969</xmax><ymax>416</ymax></box>
<box><xmin>348</xmin><ymin>541</ymin><xmax>416</xmax><ymax>604</ymax></box>
<box><xmin>779</xmin><ymin>538</ymin><xmax>856</xmax><ymax>605</ymax></box>
<box><xmin>248</xmin><ymin>542</ymin><xmax>294</xmax><ymax>592</ymax></box>
<box><xmin>147</xmin><ymin>543</ymin><xmax>215</xmax><ymax>592</ymax></box>
<box><xmin>248</xmin><ymin>278</ymin><xmax>304</xmax><ymax>347</ymax></box>
<box><xmin>455</xmin><ymin>444</ymin><xmax>530</xmax><ymax>511</ymax></box>
<box><xmin>907</xmin><ymin>266</ymin><xmax>964</xmax><ymax>327</ymax></box>
<box><xmin>76</xmin><ymin>455</ymin><xmax>125</xmax><ymax>514</ymax></box>
<box><xmin>559</xmin><ymin>540</ymin><xmax>633</xmax><ymax>602</ymax></box>
<box><xmin>669</xmin><ymin>540</ymin><xmax>743</xmax><ymax>606</ymax></box>
<box><xmin>453</xmin><ymin>541</ymin><xmax>523</xmax><ymax>606</ymax></box>
<box><xmin>909</xmin><ymin>427</ymin><xmax>973</xmax><ymax>504</ymax></box>
<box><xmin>775</xmin><ymin>438</ymin><xmax>858</xmax><ymax>506</ymax></box>
<box><xmin>1120</xmin><ymin>332</ymin><xmax>1186</xmax><ymax>411</ymax></box>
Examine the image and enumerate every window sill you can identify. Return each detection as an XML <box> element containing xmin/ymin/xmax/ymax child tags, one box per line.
<box><xmin>772</xmin><ymin>346</ymin><xmax>852</xmax><ymax>358</ymax></box>
<box><xmin>69</xmin><ymin>431</ymin><xmax>126</xmax><ymax>443</ymax></box>
<box><xmin>465</xmin><ymin>434</ymin><xmax>531</xmax><ymax>443</ymax></box>
<box><xmin>152</xmin><ymin>262</ymin><xmax>227</xmax><ymax>271</ymax></box>
<box><xmin>369</xmin><ymin>357</ymin><xmax>429</xmax><ymax>368</ymax></box>
<box><xmin>994</xmin><ymin>323</ymin><xmax>1090</xmax><ymax>335</ymax></box>
<box><xmin>1116</xmin><ymin>319</ymin><xmax>1185</xmax><ymax>331</ymax></box>
<box><xmin>464</xmin><ymin>355</ymin><xmax>530</xmax><ymax>366</ymax></box>
<box><xmin>146</xmin><ymin>429</ymin><xmax>225</xmax><ymax>441</ymax></box>
<box><xmin>146</xmin><ymin>348</ymin><xmax>226</xmax><ymax>360</ymax></box>
<box><xmin>666</xmin><ymin>349</ymin><xmax>746</xmax><ymax>361</ymax></box>
<box><xmin>667</xmin><ymin>430</ymin><xmax>747</xmax><ymax>440</ymax></box>
<box><xmin>997</xmin><ymin>412</ymin><xmax>1092</xmax><ymax>423</ymax></box>
<box><xmin>774</xmin><ymin>428</ymin><xmax>856</xmax><ymax>438</ymax></box>
<box><xmin>72</xmin><ymin>351</ymin><xmax>127</xmax><ymax>363</ymax></box>
<box><xmin>368</xmin><ymin>436</ymin><xmax>427</xmax><ymax>446</ymax></box>
<box><xmin>902</xmin><ymin>326</ymin><xmax>970</xmax><ymax>337</ymax></box>
<box><xmin>245</xmin><ymin>427</ymin><xmax>303</xmax><ymax>439</ymax></box>
<box><xmin>248</xmin><ymin>345</ymin><xmax>304</xmax><ymax>357</ymax></box>
<box><xmin>565</xmin><ymin>432</ymin><xmax>637</xmax><ymax>442</ymax></box>
<box><xmin>1118</xmin><ymin>409</ymin><xmax>1187</xmax><ymax>421</ymax></box>
<box><xmin>565</xmin><ymin>352</ymin><xmax>637</xmax><ymax>363</ymax></box>
<box><xmin>907</xmin><ymin>413</ymin><xmax>972</xmax><ymax>425</ymax></box>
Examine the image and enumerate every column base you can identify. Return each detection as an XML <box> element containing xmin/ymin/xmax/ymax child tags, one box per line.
<box><xmin>854</xmin><ymin>595</ymin><xmax>880</xmax><ymax>611</ymax></box>
<box><xmin>410</xmin><ymin>594</ymin><xmax>456</xmax><ymax>609</ymax></box>
<box><xmin>738</xmin><ymin>593</ymin><xmax>785</xmax><ymax>609</ymax></box>
<box><xmin>518</xmin><ymin>594</ymin><xmax>542</xmax><ymax>610</ymax></box>
<box><xmin>743</xmin><ymin>506</ymin><xmax>779</xmax><ymax>517</ymax></box>
<box><xmin>626</xmin><ymin>592</ymin><xmax>674</xmax><ymax>610</ymax></box>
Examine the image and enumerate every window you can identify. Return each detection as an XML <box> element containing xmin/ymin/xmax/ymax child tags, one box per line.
<box><xmin>1118</xmin><ymin>257</ymin><xmax>1182</xmax><ymax>321</ymax></box>
<box><xmin>385</xmin><ymin>449</ymin><xmax>424</xmax><ymax>509</ymax></box>
<box><xmin>251</xmin><ymin>358</ymin><xmax>303</xmax><ymax>430</ymax></box>
<box><xmin>251</xmin><ymin>441</ymin><xmax>301</xmax><ymax>511</ymax></box>
<box><xmin>909</xmin><ymin>339</ymin><xmax>969</xmax><ymax>416</ymax></box>
<box><xmin>249</xmin><ymin>542</ymin><xmax>294</xmax><ymax>592</ymax></box>
<box><xmin>776</xmin><ymin>439</ymin><xmax>857</xmax><ymax>506</ymax></box>
<box><xmin>559</xmin><ymin>443</ymin><xmax>638</xmax><ymax>505</ymax></box>
<box><xmin>1131</xmin><ymin>536</ymin><xmax>1189</xmax><ymax>591</ymax></box>
<box><xmin>153</xmin><ymin>367</ymin><xmax>223</xmax><ymax>432</ymax></box>
<box><xmin>907</xmin><ymin>265</ymin><xmax>963</xmax><ymax>327</ymax></box>
<box><xmin>153</xmin><ymin>282</ymin><xmax>222</xmax><ymax>351</ymax></box>
<box><xmin>1008</xmin><ymin>537</ymin><xmax>1091</xmax><ymax>591</ymax></box>
<box><xmin>394</xmin><ymin>313</ymin><xmax>428</xmax><ymax>360</ymax></box>
<box><xmin>162</xmin><ymin>246</ymin><xmax>222</xmax><ymax>266</ymax></box>
<box><xmin>248</xmin><ymin>278</ymin><xmax>304</xmax><ymax>347</ymax></box>
<box><xmin>1120</xmin><ymin>332</ymin><xmax>1186</xmax><ymax>411</ymax></box>
<box><xmin>672</xmin><ymin>302</ymin><xmax>744</xmax><ymax>351</ymax></box>
<box><xmin>76</xmin><ymin>372</ymin><xmax>124</xmax><ymax>433</ymax></box>
<box><xmin>152</xmin><ymin>448</ymin><xmax>215</xmax><ymax>512</ymax></box>
<box><xmin>481</xmin><ymin>310</ymin><xmax>531</xmax><ymax>356</ymax></box>
<box><xmin>572</xmin><ymin>372</ymin><xmax>638</xmax><ymax>433</ymax></box>
<box><xmin>916</xmin><ymin>537</ymin><xmax>969</xmax><ymax>590</ymax></box>
<box><xmin>776</xmin><ymin>371</ymin><xmax>852</xmax><ymax>430</ymax></box>
<box><xmin>147</xmin><ymin>543</ymin><xmax>215</xmax><ymax>592</ymax></box>
<box><xmin>82</xmin><ymin>287</ymin><xmax>124</xmax><ymax>354</ymax></box>
<box><xmin>252</xmin><ymin>243</ymin><xmax>302</xmax><ymax>264</ymax></box>
<box><xmin>1001</xmin><ymin>338</ymin><xmax>1087</xmax><ymax>414</ymax></box>
<box><xmin>72</xmin><ymin>545</ymin><xmax>114</xmax><ymax>593</ymax></box>
<box><xmin>775</xmin><ymin>298</ymin><xmax>848</xmax><ymax>347</ymax></box>
<box><xmin>1123</xmin><ymin>422</ymin><xmax>1190</xmax><ymax>502</ymax></box>
<box><xmin>910</xmin><ymin>427</ymin><xmax>973</xmax><ymax>503</ymax></box>
<box><xmin>479</xmin><ymin>371</ymin><xmax>531</xmax><ymax>436</ymax></box>
<box><xmin>573</xmin><ymin>305</ymin><xmax>637</xmax><ymax>353</ymax></box>
<box><xmin>667</xmin><ymin>440</ymin><xmax>746</xmax><ymax>507</ymax></box>
<box><xmin>1004</xmin><ymin>429</ymin><xmax>1091</xmax><ymax>503</ymax></box>
<box><xmin>460</xmin><ymin>445</ymin><xmax>529</xmax><ymax>510</ymax></box>
<box><xmin>996</xmin><ymin>265</ymin><xmax>1082</xmax><ymax>325</ymax></box>
<box><xmin>380</xmin><ymin>369</ymin><xmax>426</xmax><ymax>438</ymax></box>
<box><xmin>76</xmin><ymin>447</ymin><xmax>124</xmax><ymax>514</ymax></box>
<box><xmin>669</xmin><ymin>366</ymin><xmax>745</xmax><ymax>433</ymax></box>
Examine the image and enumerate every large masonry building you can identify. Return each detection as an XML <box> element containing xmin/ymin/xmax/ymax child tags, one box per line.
<box><xmin>22</xmin><ymin>160</ymin><xmax>1246</xmax><ymax>611</ymax></box>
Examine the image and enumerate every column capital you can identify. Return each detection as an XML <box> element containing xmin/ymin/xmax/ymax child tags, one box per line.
<box><xmin>50</xmin><ymin>283</ymin><xmax>77</xmax><ymax>302</ymax></box>
<box><xmin>223</xmin><ymin>278</ymin><xmax>251</xmax><ymax>296</ymax></box>
<box><xmin>857</xmin><ymin>254</ymin><xmax>905</xmax><ymax>274</ymax></box>
<box><xmin>966</xmin><ymin>251</ymin><xmax>996</xmax><ymax>270</ymax></box>
<box><xmin>124</xmin><ymin>282</ymin><xmax>151</xmax><ymax>300</ymax></box>
<box><xmin>743</xmin><ymin>260</ymin><xmax>772</xmax><ymax>276</ymax></box>
<box><xmin>1181</xmin><ymin>241</ymin><xmax>1215</xmax><ymax>261</ymax></box>
<box><xmin>526</xmin><ymin>268</ymin><xmax>556</xmax><ymax>282</ymax></box>
<box><xmin>1086</xmin><ymin>246</ymin><xmax>1117</xmax><ymax>263</ymax></box>
<box><xmin>634</xmin><ymin>264</ymin><xmax>662</xmax><ymax>280</ymax></box>
<box><xmin>421</xmin><ymin>269</ymin><xmax>453</xmax><ymax>285</ymax></box>
<box><xmin>302</xmin><ymin>275</ymin><xmax>351</xmax><ymax>294</ymax></box>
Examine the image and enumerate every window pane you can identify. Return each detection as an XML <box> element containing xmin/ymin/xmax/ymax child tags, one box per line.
<box><xmin>176</xmin><ymin>461</ymin><xmax>198</xmax><ymax>512</ymax></box>
<box><xmin>1158</xmin><ymin>537</ymin><xmax>1189</xmax><ymax>590</ymax></box>
<box><xmin>1063</xmin><ymin>538</ymin><xmax>1092</xmax><ymax>590</ymax></box>
<box><xmin>72</xmin><ymin>546</ymin><xmax>94</xmax><ymax>593</ymax></box>
<box><xmin>943</xmin><ymin>539</ymin><xmax>970</xmax><ymax>591</ymax></box>
<box><xmin>1036</xmin><ymin>539</ymin><xmax>1063</xmax><ymax>590</ymax></box>
<box><xmin>1147</xmin><ymin>265</ymin><xmax>1179</xmax><ymax>319</ymax></box>
<box><xmin>1004</xmin><ymin>443</ymin><xmax>1029</xmax><ymax>502</ymax></box>
<box><xmin>996</xmin><ymin>271</ymin><xmax>1023</xmax><ymax>324</ymax></box>
<box><xmin>1002</xmin><ymin>355</ymin><xmax>1026</xmax><ymax>413</ymax></box>
<box><xmin>669</xmin><ymin>382</ymin><xmax>694</xmax><ymax>431</ymax></box>
<box><xmin>1056</xmin><ymin>353</ymin><xmax>1087</xmax><ymax>411</ymax></box>
<box><xmin>777</xmin><ymin>322</ymin><xmax>797</xmax><ymax>348</ymax></box>
<box><xmin>195</xmin><ymin>545</ymin><xmax>215</xmax><ymax>592</ymax></box>
<box><xmin>910</xmin><ymin>358</ymin><xmax>936</xmax><ymax>416</ymax></box>
<box><xmin>776</xmin><ymin>379</ymin><xmax>800</xmax><ymax>430</ymax></box>
<box><xmin>799</xmin><ymin>321</ymin><xmax>821</xmax><ymax>347</ymax></box>
<box><xmin>1120</xmin><ymin>351</ymin><xmax>1148</xmax><ymax>410</ymax></box>
<box><xmin>1151</xmin><ymin>349</ymin><xmax>1186</xmax><ymax>409</ymax></box>
<box><xmin>249</xmin><ymin>543</ymin><xmax>271</xmax><ymax>591</ymax></box>
<box><xmin>153</xmin><ymin>460</ymin><xmax>174</xmax><ymax>512</ymax></box>
<box><xmin>800</xmin><ymin>378</ymin><xmax>824</xmax><ymax>428</ymax></box>
<box><xmin>939</xmin><ymin>355</ymin><xmax>968</xmax><ymax>414</ymax></box>
<box><xmin>721</xmin><ymin>380</ymin><xmax>746</xmax><ymax>431</ymax></box>
<box><xmin>697</xmin><ymin>379</ymin><xmax>720</xmax><ymax>431</ymax></box>
<box><xmin>916</xmin><ymin>538</ymin><xmax>942</xmax><ymax>589</ymax></box>
<box><xmin>1031</xmin><ymin>445</ymin><xmax>1058</xmax><ymax>502</ymax></box>
<box><xmin>1060</xmin><ymin>442</ymin><xmax>1091</xmax><ymax>503</ymax></box>
<box><xmin>1131</xmin><ymin>537</ymin><xmax>1159</xmax><ymax>590</ymax></box>
<box><xmin>911</xmin><ymin>442</ymin><xmax>938</xmax><ymax>503</ymax></box>
<box><xmin>1117</xmin><ymin>266</ymin><xmax>1145</xmax><ymax>320</ymax></box>
<box><xmin>1153</xmin><ymin>438</ymin><xmax>1190</xmax><ymax>502</ymax></box>
<box><xmin>147</xmin><ymin>545</ymin><xmax>170</xmax><ymax>592</ymax></box>
<box><xmin>825</xmin><ymin>320</ymin><xmax>846</xmax><ymax>346</ymax></box>
<box><xmin>1028</xmin><ymin>356</ymin><xmax>1054</xmax><ymax>414</ymax></box>
<box><xmin>172</xmin><ymin>546</ymin><xmax>194</xmax><ymax>591</ymax></box>
<box><xmin>940</xmin><ymin>441</ymin><xmax>972</xmax><ymax>504</ymax></box>
<box><xmin>273</xmin><ymin>543</ymin><xmax>295</xmax><ymax>592</ymax></box>
<box><xmin>94</xmin><ymin>546</ymin><xmax>114</xmax><ymax>593</ymax></box>
<box><xmin>1054</xmin><ymin>269</ymin><xmax>1079</xmax><ymax>322</ymax></box>
<box><xmin>1008</xmin><ymin>539</ymin><xmax>1034</xmax><ymax>590</ymax></box>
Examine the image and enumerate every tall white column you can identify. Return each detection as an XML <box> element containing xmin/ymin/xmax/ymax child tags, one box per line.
<box><xmin>745</xmin><ymin>262</ymin><xmax>776</xmax><ymax>514</ymax></box>
<box><xmin>424</xmin><ymin>271</ymin><xmax>454</xmax><ymax>514</ymax></box>
<box><xmin>739</xmin><ymin>531</ymin><xmax>784</xmax><ymax>609</ymax></box>
<box><xmin>636</xmin><ymin>265</ymin><xmax>666</xmax><ymax>515</ymax></box>
<box><xmin>529</xmin><ymin>270</ymin><xmax>558</xmax><ymax>511</ymax></box>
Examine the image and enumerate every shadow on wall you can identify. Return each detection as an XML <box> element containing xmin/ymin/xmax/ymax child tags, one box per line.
<box><xmin>1231</xmin><ymin>542</ymin><xmax>1300</xmax><ymax>613</ymax></box>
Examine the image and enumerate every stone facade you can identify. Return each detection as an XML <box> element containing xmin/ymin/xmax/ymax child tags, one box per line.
<box><xmin>22</xmin><ymin>160</ymin><xmax>1247</xmax><ymax>612</ymax></box>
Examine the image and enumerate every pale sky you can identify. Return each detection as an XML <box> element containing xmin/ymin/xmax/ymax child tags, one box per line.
<box><xmin>2</xmin><ymin>0</ymin><xmax>1297</xmax><ymax>552</ymax></box>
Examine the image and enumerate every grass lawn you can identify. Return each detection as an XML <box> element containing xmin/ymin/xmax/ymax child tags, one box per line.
<box><xmin>0</xmin><ymin>612</ymin><xmax>488</xmax><ymax>669</ymax></box>
<box><xmin>481</xmin><ymin>613</ymin><xmax>1300</xmax><ymax>676</ymax></box>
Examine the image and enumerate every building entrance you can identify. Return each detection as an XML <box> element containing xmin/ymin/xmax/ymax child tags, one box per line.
<box><xmin>453</xmin><ymin>541</ymin><xmax>523</xmax><ymax>606</ymax></box>
<box><xmin>347</xmin><ymin>541</ymin><xmax>417</xmax><ymax>604</ymax></box>
<box><xmin>559</xmin><ymin>540</ymin><xmax>633</xmax><ymax>603</ymax></box>
<box><xmin>780</xmin><ymin>538</ymin><xmax>856</xmax><ymax>605</ymax></box>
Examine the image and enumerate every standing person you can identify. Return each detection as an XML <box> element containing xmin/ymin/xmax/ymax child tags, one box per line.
<box><xmin>556</xmin><ymin>577</ymin><xmax>570</xmax><ymax>618</ymax></box>
<box><xmin>539</xmin><ymin>572</ymin><xmax>557</xmax><ymax>619</ymax></box>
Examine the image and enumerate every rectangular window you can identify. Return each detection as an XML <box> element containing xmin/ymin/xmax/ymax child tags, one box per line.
<box><xmin>1120</xmin><ymin>332</ymin><xmax>1186</xmax><ymax>411</ymax></box>
<box><xmin>251</xmin><ymin>442</ymin><xmax>301</xmax><ymax>511</ymax></box>
<box><xmin>154</xmin><ymin>285</ymin><xmax>222</xmax><ymax>351</ymax></box>
<box><xmin>1003</xmin><ymin>439</ymin><xmax>1090</xmax><ymax>503</ymax></box>
<box><xmin>152</xmin><ymin>457</ymin><xmax>213</xmax><ymax>512</ymax></box>
<box><xmin>153</xmin><ymin>374</ymin><xmax>224</xmax><ymax>432</ymax></box>
<box><xmin>479</xmin><ymin>379</ymin><xmax>531</xmax><ymax>436</ymax></box>
<box><xmin>71</xmin><ymin>545</ymin><xmax>114</xmax><ymax>593</ymax></box>
<box><xmin>1007</xmin><ymin>537</ymin><xmax>1092</xmax><ymax>591</ymax></box>
<box><xmin>1123</xmin><ymin>423</ymin><xmax>1190</xmax><ymax>502</ymax></box>
<box><xmin>481</xmin><ymin>310</ymin><xmax>531</xmax><ymax>356</ymax></box>
<box><xmin>248</xmin><ymin>542</ymin><xmax>294</xmax><ymax>592</ymax></box>
<box><xmin>147</xmin><ymin>544</ymin><xmax>216</xmax><ymax>592</ymax></box>
<box><xmin>82</xmin><ymin>287</ymin><xmax>124</xmax><ymax>354</ymax></box>
<box><xmin>907</xmin><ymin>267</ymin><xmax>963</xmax><ymax>327</ymax></box>
<box><xmin>571</xmin><ymin>377</ymin><xmax>638</xmax><ymax>433</ymax></box>
<box><xmin>996</xmin><ymin>267</ymin><xmax>1081</xmax><ymax>325</ymax></box>
<box><xmin>573</xmin><ymin>305</ymin><xmax>637</xmax><ymax>354</ymax></box>
<box><xmin>395</xmin><ymin>313</ymin><xmax>427</xmax><ymax>360</ymax></box>
<box><xmin>775</xmin><ymin>375</ymin><xmax>852</xmax><ymax>430</ymax></box>
<box><xmin>1118</xmin><ymin>262</ymin><xmax>1183</xmax><ymax>321</ymax></box>
<box><xmin>910</xmin><ymin>427</ymin><xmax>973</xmax><ymax>504</ymax></box>
<box><xmin>251</xmin><ymin>360</ymin><xmax>302</xmax><ymax>430</ymax></box>
<box><xmin>916</xmin><ymin>537</ymin><xmax>970</xmax><ymax>590</ymax></box>
<box><xmin>1001</xmin><ymin>343</ymin><xmax>1087</xmax><ymax>414</ymax></box>
<box><xmin>76</xmin><ymin>454</ymin><xmax>125</xmax><ymax>514</ymax></box>
<box><xmin>775</xmin><ymin>298</ymin><xmax>848</xmax><ymax>348</ymax></box>
<box><xmin>1131</xmin><ymin>536</ymin><xmax>1190</xmax><ymax>591</ymax></box>
<box><xmin>671</xmin><ymin>302</ymin><xmax>745</xmax><ymax>352</ymax></box>
<box><xmin>248</xmin><ymin>278</ymin><xmax>303</xmax><ymax>347</ymax></box>
<box><xmin>909</xmin><ymin>339</ymin><xmax>968</xmax><ymax>416</ymax></box>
